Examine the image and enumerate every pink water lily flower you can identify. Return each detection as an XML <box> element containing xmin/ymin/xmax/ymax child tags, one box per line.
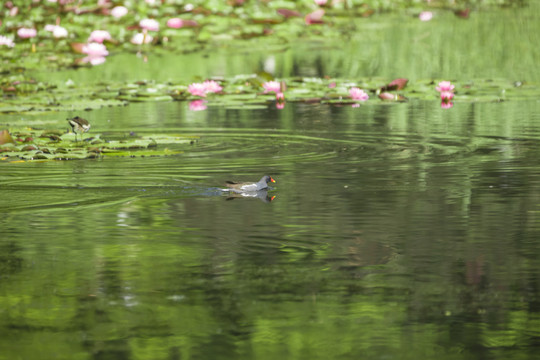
<box><xmin>419</xmin><ymin>11</ymin><xmax>433</xmax><ymax>21</ymax></box>
<box><xmin>140</xmin><ymin>19</ymin><xmax>160</xmax><ymax>31</ymax></box>
<box><xmin>52</xmin><ymin>26</ymin><xmax>68</xmax><ymax>38</ymax></box>
<box><xmin>82</xmin><ymin>42</ymin><xmax>109</xmax><ymax>57</ymax></box>
<box><xmin>88</xmin><ymin>30</ymin><xmax>112</xmax><ymax>43</ymax></box>
<box><xmin>188</xmin><ymin>83</ymin><xmax>207</xmax><ymax>97</ymax></box>
<box><xmin>440</xmin><ymin>91</ymin><xmax>454</xmax><ymax>101</ymax></box>
<box><xmin>17</xmin><ymin>28</ymin><xmax>37</xmax><ymax>39</ymax></box>
<box><xmin>436</xmin><ymin>81</ymin><xmax>455</xmax><ymax>92</ymax></box>
<box><xmin>203</xmin><ymin>80</ymin><xmax>223</xmax><ymax>93</ymax></box>
<box><xmin>131</xmin><ymin>32</ymin><xmax>153</xmax><ymax>44</ymax></box>
<box><xmin>111</xmin><ymin>6</ymin><xmax>128</xmax><ymax>18</ymax></box>
<box><xmin>81</xmin><ymin>42</ymin><xmax>109</xmax><ymax>65</ymax></box>
<box><xmin>167</xmin><ymin>18</ymin><xmax>198</xmax><ymax>28</ymax></box>
<box><xmin>276</xmin><ymin>92</ymin><xmax>285</xmax><ymax>102</ymax></box>
<box><xmin>44</xmin><ymin>24</ymin><xmax>68</xmax><ymax>39</ymax></box>
<box><xmin>314</xmin><ymin>0</ymin><xmax>328</xmax><ymax>5</ymax></box>
<box><xmin>0</xmin><ymin>35</ymin><xmax>15</xmax><ymax>48</ymax></box>
<box><xmin>349</xmin><ymin>87</ymin><xmax>369</xmax><ymax>101</ymax></box>
<box><xmin>44</xmin><ymin>24</ymin><xmax>68</xmax><ymax>38</ymax></box>
<box><xmin>262</xmin><ymin>81</ymin><xmax>281</xmax><ymax>93</ymax></box>
<box><xmin>167</xmin><ymin>18</ymin><xmax>184</xmax><ymax>29</ymax></box>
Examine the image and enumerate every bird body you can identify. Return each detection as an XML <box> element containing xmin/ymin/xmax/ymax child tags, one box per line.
<box><xmin>67</xmin><ymin>116</ymin><xmax>90</xmax><ymax>142</ymax></box>
<box><xmin>225</xmin><ymin>175</ymin><xmax>275</xmax><ymax>193</ymax></box>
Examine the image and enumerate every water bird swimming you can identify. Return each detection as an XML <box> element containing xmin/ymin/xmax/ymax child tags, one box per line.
<box><xmin>224</xmin><ymin>175</ymin><xmax>275</xmax><ymax>193</ymax></box>
<box><xmin>67</xmin><ymin>116</ymin><xmax>90</xmax><ymax>142</ymax></box>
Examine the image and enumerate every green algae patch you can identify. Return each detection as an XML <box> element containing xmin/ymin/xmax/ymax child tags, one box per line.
<box><xmin>0</xmin><ymin>128</ymin><xmax>197</xmax><ymax>162</ymax></box>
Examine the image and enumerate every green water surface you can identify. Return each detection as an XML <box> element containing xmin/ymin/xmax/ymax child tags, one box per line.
<box><xmin>2</xmin><ymin>4</ymin><xmax>540</xmax><ymax>360</ymax></box>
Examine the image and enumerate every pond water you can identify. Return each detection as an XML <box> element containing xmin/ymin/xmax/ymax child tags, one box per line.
<box><xmin>3</xmin><ymin>3</ymin><xmax>540</xmax><ymax>359</ymax></box>
<box><xmin>2</xmin><ymin>98</ymin><xmax>540</xmax><ymax>359</ymax></box>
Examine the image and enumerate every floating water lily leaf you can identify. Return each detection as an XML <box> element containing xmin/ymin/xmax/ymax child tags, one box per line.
<box><xmin>70</xmin><ymin>43</ymin><xmax>85</xmax><ymax>54</ymax></box>
<box><xmin>223</xmin><ymin>104</ymin><xmax>269</xmax><ymax>110</ymax></box>
<box><xmin>129</xmin><ymin>95</ymin><xmax>174</xmax><ymax>102</ymax></box>
<box><xmin>0</xmin><ymin>130</ymin><xmax>16</xmax><ymax>145</ymax></box>
<box><xmin>322</xmin><ymin>99</ymin><xmax>357</xmax><ymax>105</ymax></box>
<box><xmin>276</xmin><ymin>8</ymin><xmax>302</xmax><ymax>18</ymax></box>
<box><xmin>455</xmin><ymin>8</ymin><xmax>471</xmax><ymax>18</ymax></box>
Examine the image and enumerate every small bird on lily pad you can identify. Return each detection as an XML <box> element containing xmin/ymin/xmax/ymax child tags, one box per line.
<box><xmin>224</xmin><ymin>175</ymin><xmax>275</xmax><ymax>193</ymax></box>
<box><xmin>67</xmin><ymin>116</ymin><xmax>90</xmax><ymax>142</ymax></box>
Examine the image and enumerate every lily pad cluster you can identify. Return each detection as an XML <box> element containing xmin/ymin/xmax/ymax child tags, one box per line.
<box><xmin>1</xmin><ymin>75</ymin><xmax>537</xmax><ymax>115</ymax></box>
<box><xmin>0</xmin><ymin>127</ymin><xmax>197</xmax><ymax>161</ymax></box>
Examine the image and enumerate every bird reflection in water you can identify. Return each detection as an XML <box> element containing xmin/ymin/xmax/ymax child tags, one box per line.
<box><xmin>225</xmin><ymin>189</ymin><xmax>276</xmax><ymax>203</ymax></box>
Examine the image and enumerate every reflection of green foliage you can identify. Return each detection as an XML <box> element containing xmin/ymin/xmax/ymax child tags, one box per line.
<box><xmin>1</xmin><ymin>2</ymin><xmax>540</xmax><ymax>359</ymax></box>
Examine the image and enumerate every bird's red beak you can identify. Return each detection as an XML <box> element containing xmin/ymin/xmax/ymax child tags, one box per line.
<box><xmin>270</xmin><ymin>177</ymin><xmax>276</xmax><ymax>183</ymax></box>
